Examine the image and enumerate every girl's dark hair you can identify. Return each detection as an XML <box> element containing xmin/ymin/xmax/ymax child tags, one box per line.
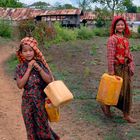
<box><xmin>18</xmin><ymin>44</ymin><xmax>23</xmax><ymax>52</ymax></box>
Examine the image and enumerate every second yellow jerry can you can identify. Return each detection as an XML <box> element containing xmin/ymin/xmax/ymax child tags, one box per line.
<box><xmin>96</xmin><ymin>73</ymin><xmax>123</xmax><ymax>105</ymax></box>
<box><xmin>45</xmin><ymin>99</ymin><xmax>60</xmax><ymax>122</ymax></box>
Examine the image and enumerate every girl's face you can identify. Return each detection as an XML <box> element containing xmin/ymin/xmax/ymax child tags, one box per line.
<box><xmin>115</xmin><ymin>20</ymin><xmax>125</xmax><ymax>34</ymax></box>
<box><xmin>21</xmin><ymin>45</ymin><xmax>35</xmax><ymax>61</ymax></box>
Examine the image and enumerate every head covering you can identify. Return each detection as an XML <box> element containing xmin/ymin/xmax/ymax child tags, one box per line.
<box><xmin>110</xmin><ymin>16</ymin><xmax>130</xmax><ymax>37</ymax></box>
<box><xmin>16</xmin><ymin>37</ymin><xmax>54</xmax><ymax>80</ymax></box>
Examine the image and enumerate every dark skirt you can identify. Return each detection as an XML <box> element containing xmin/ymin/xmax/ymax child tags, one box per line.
<box><xmin>22</xmin><ymin>93</ymin><xmax>60</xmax><ymax>140</ymax></box>
<box><xmin>114</xmin><ymin>64</ymin><xmax>132</xmax><ymax>114</ymax></box>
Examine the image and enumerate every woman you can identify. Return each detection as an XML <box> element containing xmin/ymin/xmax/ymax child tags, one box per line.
<box><xmin>101</xmin><ymin>16</ymin><xmax>136</xmax><ymax>123</ymax></box>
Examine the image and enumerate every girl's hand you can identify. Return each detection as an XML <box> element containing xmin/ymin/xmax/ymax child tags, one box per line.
<box><xmin>33</xmin><ymin>61</ymin><xmax>42</xmax><ymax>72</ymax></box>
<box><xmin>28</xmin><ymin>60</ymin><xmax>36</xmax><ymax>70</ymax></box>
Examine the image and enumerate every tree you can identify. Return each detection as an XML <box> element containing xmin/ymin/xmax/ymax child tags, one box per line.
<box><xmin>0</xmin><ymin>0</ymin><xmax>23</xmax><ymax>8</ymax></box>
<box><xmin>137</xmin><ymin>6</ymin><xmax>140</xmax><ymax>13</ymax></box>
<box><xmin>29</xmin><ymin>1</ymin><xmax>51</xmax><ymax>9</ymax></box>
<box><xmin>95</xmin><ymin>7</ymin><xmax>111</xmax><ymax>27</ymax></box>
<box><xmin>54</xmin><ymin>2</ymin><xmax>76</xmax><ymax>10</ymax></box>
<box><xmin>63</xmin><ymin>4</ymin><xmax>76</xmax><ymax>9</ymax></box>
<box><xmin>78</xmin><ymin>0</ymin><xmax>92</xmax><ymax>11</ymax></box>
<box><xmin>92</xmin><ymin>0</ymin><xmax>124</xmax><ymax>16</ymax></box>
<box><xmin>126</xmin><ymin>5</ymin><xmax>137</xmax><ymax>13</ymax></box>
<box><xmin>123</xmin><ymin>0</ymin><xmax>137</xmax><ymax>13</ymax></box>
<box><xmin>92</xmin><ymin>0</ymin><xmax>137</xmax><ymax>15</ymax></box>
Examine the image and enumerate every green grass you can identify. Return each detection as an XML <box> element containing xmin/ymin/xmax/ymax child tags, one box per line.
<box><xmin>126</xmin><ymin>128</ymin><xmax>140</xmax><ymax>140</ymax></box>
<box><xmin>133</xmin><ymin>88</ymin><xmax>140</xmax><ymax>102</ymax></box>
<box><xmin>89</xmin><ymin>44</ymin><xmax>99</xmax><ymax>56</ymax></box>
<box><xmin>112</xmin><ymin>116</ymin><xmax>126</xmax><ymax>124</ymax></box>
<box><xmin>104</xmin><ymin>133</ymin><xmax>120</xmax><ymax>140</ymax></box>
<box><xmin>0</xmin><ymin>37</ymin><xmax>12</xmax><ymax>45</ymax></box>
<box><xmin>6</xmin><ymin>54</ymin><xmax>18</xmax><ymax>74</ymax></box>
<box><xmin>130</xmin><ymin>44</ymin><xmax>140</xmax><ymax>51</ymax></box>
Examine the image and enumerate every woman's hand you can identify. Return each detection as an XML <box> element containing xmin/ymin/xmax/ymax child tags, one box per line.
<box><xmin>108</xmin><ymin>71</ymin><xmax>114</xmax><ymax>75</ymax></box>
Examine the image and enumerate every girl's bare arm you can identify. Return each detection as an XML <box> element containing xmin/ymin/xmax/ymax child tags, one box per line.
<box><xmin>33</xmin><ymin>62</ymin><xmax>52</xmax><ymax>84</ymax></box>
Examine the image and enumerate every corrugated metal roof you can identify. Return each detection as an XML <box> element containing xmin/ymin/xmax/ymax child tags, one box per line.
<box><xmin>0</xmin><ymin>7</ymin><xmax>43</xmax><ymax>21</ymax></box>
<box><xmin>0</xmin><ymin>8</ymin><xmax>82</xmax><ymax>21</ymax></box>
<box><xmin>81</xmin><ymin>12</ymin><xmax>95</xmax><ymax>20</ymax></box>
<box><xmin>114</xmin><ymin>13</ymin><xmax>139</xmax><ymax>21</ymax></box>
<box><xmin>0</xmin><ymin>7</ymin><xmax>139</xmax><ymax>21</ymax></box>
<box><xmin>38</xmin><ymin>9</ymin><xmax>82</xmax><ymax>16</ymax></box>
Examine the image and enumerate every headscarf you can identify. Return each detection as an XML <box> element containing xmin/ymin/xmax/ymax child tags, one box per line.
<box><xmin>110</xmin><ymin>16</ymin><xmax>130</xmax><ymax>37</ymax></box>
<box><xmin>16</xmin><ymin>37</ymin><xmax>54</xmax><ymax>80</ymax></box>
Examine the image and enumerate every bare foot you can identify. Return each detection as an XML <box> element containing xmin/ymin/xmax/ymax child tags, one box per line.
<box><xmin>123</xmin><ymin>116</ymin><xmax>136</xmax><ymax>123</ymax></box>
<box><xmin>101</xmin><ymin>105</ymin><xmax>112</xmax><ymax>118</ymax></box>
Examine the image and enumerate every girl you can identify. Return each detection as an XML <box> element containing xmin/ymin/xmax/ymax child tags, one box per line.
<box><xmin>101</xmin><ymin>16</ymin><xmax>136</xmax><ymax>123</ymax></box>
<box><xmin>15</xmin><ymin>37</ymin><xmax>60</xmax><ymax>139</ymax></box>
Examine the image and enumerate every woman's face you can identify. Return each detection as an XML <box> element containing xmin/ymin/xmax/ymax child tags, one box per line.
<box><xmin>115</xmin><ymin>20</ymin><xmax>125</xmax><ymax>33</ymax></box>
<box><xmin>21</xmin><ymin>45</ymin><xmax>35</xmax><ymax>61</ymax></box>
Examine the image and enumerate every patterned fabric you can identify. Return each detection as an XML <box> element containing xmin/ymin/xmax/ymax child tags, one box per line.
<box><xmin>107</xmin><ymin>34</ymin><xmax>134</xmax><ymax>75</ymax></box>
<box><xmin>114</xmin><ymin>35</ymin><xmax>131</xmax><ymax>64</ymax></box>
<box><xmin>114</xmin><ymin>64</ymin><xmax>132</xmax><ymax>114</ymax></box>
<box><xmin>110</xmin><ymin>16</ymin><xmax>130</xmax><ymax>37</ymax></box>
<box><xmin>15</xmin><ymin>61</ymin><xmax>60</xmax><ymax>140</ymax></box>
<box><xmin>107</xmin><ymin>35</ymin><xmax>116</xmax><ymax>74</ymax></box>
<box><xmin>16</xmin><ymin>37</ymin><xmax>54</xmax><ymax>80</ymax></box>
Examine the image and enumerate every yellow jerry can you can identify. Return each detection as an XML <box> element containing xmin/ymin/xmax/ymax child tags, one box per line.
<box><xmin>96</xmin><ymin>73</ymin><xmax>123</xmax><ymax>105</ymax></box>
<box><xmin>44</xmin><ymin>80</ymin><xmax>73</xmax><ymax>107</ymax></box>
<box><xmin>45</xmin><ymin>99</ymin><xmax>60</xmax><ymax>122</ymax></box>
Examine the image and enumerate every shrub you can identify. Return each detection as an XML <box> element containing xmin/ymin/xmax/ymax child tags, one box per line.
<box><xmin>130</xmin><ymin>31</ymin><xmax>140</xmax><ymax>39</ymax></box>
<box><xmin>77</xmin><ymin>26</ymin><xmax>93</xmax><ymax>40</ymax></box>
<box><xmin>18</xmin><ymin>19</ymin><xmax>36</xmax><ymax>39</ymax></box>
<box><xmin>54</xmin><ymin>22</ymin><xmax>77</xmax><ymax>41</ymax></box>
<box><xmin>95</xmin><ymin>17</ymin><xmax>105</xmax><ymax>27</ymax></box>
<box><xmin>137</xmin><ymin>26</ymin><xmax>140</xmax><ymax>34</ymax></box>
<box><xmin>130</xmin><ymin>45</ymin><xmax>140</xmax><ymax>51</ymax></box>
<box><xmin>92</xmin><ymin>28</ymin><xmax>109</xmax><ymax>37</ymax></box>
<box><xmin>0</xmin><ymin>20</ymin><xmax>12</xmax><ymax>38</ymax></box>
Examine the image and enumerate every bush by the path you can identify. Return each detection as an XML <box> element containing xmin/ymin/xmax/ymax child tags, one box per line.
<box><xmin>0</xmin><ymin>20</ymin><xmax>13</xmax><ymax>38</ymax></box>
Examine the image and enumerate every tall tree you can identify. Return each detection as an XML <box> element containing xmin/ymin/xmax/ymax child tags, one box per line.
<box><xmin>78</xmin><ymin>0</ymin><xmax>92</xmax><ymax>11</ymax></box>
<box><xmin>137</xmin><ymin>6</ymin><xmax>140</xmax><ymax>13</ymax></box>
<box><xmin>92</xmin><ymin>0</ymin><xmax>123</xmax><ymax>16</ymax></box>
<box><xmin>0</xmin><ymin>0</ymin><xmax>23</xmax><ymax>8</ymax></box>
<box><xmin>92</xmin><ymin>0</ymin><xmax>137</xmax><ymax>15</ymax></box>
<box><xmin>54</xmin><ymin>3</ymin><xmax>76</xmax><ymax>10</ymax></box>
<box><xmin>95</xmin><ymin>7</ymin><xmax>111</xmax><ymax>27</ymax></box>
<box><xmin>123</xmin><ymin>0</ymin><xmax>137</xmax><ymax>13</ymax></box>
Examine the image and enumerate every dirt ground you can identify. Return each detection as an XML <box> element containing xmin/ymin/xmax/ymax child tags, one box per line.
<box><xmin>0</xmin><ymin>38</ymin><xmax>140</xmax><ymax>140</ymax></box>
<box><xmin>0</xmin><ymin>42</ymin><xmax>26</xmax><ymax>140</ymax></box>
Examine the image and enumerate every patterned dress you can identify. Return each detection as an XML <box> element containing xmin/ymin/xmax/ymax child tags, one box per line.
<box><xmin>107</xmin><ymin>34</ymin><xmax>134</xmax><ymax>114</ymax></box>
<box><xmin>15</xmin><ymin>61</ymin><xmax>59</xmax><ymax>140</ymax></box>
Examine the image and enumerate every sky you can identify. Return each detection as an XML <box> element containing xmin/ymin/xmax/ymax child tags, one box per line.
<box><xmin>19</xmin><ymin>0</ymin><xmax>75</xmax><ymax>5</ymax></box>
<box><xmin>19</xmin><ymin>0</ymin><xmax>140</xmax><ymax>7</ymax></box>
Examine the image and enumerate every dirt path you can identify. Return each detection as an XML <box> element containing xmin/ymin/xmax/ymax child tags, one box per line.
<box><xmin>0</xmin><ymin>43</ymin><xmax>26</xmax><ymax>140</ymax></box>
